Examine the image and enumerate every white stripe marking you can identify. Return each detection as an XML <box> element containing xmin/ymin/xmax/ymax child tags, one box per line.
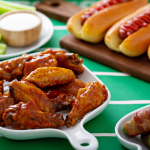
<box><xmin>93</xmin><ymin>72</ymin><xmax>130</xmax><ymax>76</ymax></box>
<box><xmin>0</xmin><ymin>134</ymin><xmax>117</xmax><ymax>138</ymax></box>
<box><xmin>92</xmin><ymin>133</ymin><xmax>116</xmax><ymax>137</ymax></box>
<box><xmin>35</xmin><ymin>48</ymin><xmax>66</xmax><ymax>51</ymax></box>
<box><xmin>54</xmin><ymin>26</ymin><xmax>67</xmax><ymax>30</ymax></box>
<box><xmin>36</xmin><ymin>48</ymin><xmax>51</xmax><ymax>51</ymax></box>
<box><xmin>109</xmin><ymin>100</ymin><xmax>150</xmax><ymax>104</ymax></box>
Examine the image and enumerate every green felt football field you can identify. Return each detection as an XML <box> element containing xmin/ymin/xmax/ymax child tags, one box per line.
<box><xmin>0</xmin><ymin>0</ymin><xmax>150</xmax><ymax>150</ymax></box>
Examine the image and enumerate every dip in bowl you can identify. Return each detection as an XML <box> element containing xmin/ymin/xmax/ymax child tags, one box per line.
<box><xmin>0</xmin><ymin>10</ymin><xmax>42</xmax><ymax>47</ymax></box>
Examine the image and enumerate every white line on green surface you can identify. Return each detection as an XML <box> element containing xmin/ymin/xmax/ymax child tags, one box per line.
<box><xmin>93</xmin><ymin>72</ymin><xmax>129</xmax><ymax>76</ymax></box>
<box><xmin>54</xmin><ymin>26</ymin><xmax>67</xmax><ymax>30</ymax></box>
<box><xmin>109</xmin><ymin>101</ymin><xmax>150</xmax><ymax>104</ymax></box>
<box><xmin>92</xmin><ymin>133</ymin><xmax>116</xmax><ymax>137</ymax></box>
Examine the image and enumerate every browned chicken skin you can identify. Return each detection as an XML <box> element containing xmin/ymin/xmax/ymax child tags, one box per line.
<box><xmin>43</xmin><ymin>79</ymin><xmax>86</xmax><ymax>111</ymax></box>
<box><xmin>0</xmin><ymin>49</ymin><xmax>108</xmax><ymax>130</ymax></box>
<box><xmin>44</xmin><ymin>90</ymin><xmax>76</xmax><ymax>111</ymax></box>
<box><xmin>23</xmin><ymin>52</ymin><xmax>58</xmax><ymax>79</ymax></box>
<box><xmin>3</xmin><ymin>99</ymin><xmax>65</xmax><ymax>130</ymax></box>
<box><xmin>0</xmin><ymin>49</ymin><xmax>84</xmax><ymax>93</ymax></box>
<box><xmin>0</xmin><ymin>49</ymin><xmax>84</xmax><ymax>82</ymax></box>
<box><xmin>43</xmin><ymin>49</ymin><xmax>84</xmax><ymax>74</ymax></box>
<box><xmin>0</xmin><ymin>91</ymin><xmax>15</xmax><ymax>126</ymax></box>
<box><xmin>0</xmin><ymin>81</ymin><xmax>4</xmax><ymax>94</ymax></box>
<box><xmin>0</xmin><ymin>54</ymin><xmax>33</xmax><ymax>81</ymax></box>
<box><xmin>55</xmin><ymin>79</ymin><xmax>85</xmax><ymax>96</ymax></box>
<box><xmin>65</xmin><ymin>81</ymin><xmax>108</xmax><ymax>127</ymax></box>
<box><xmin>24</xmin><ymin>67</ymin><xmax>76</xmax><ymax>88</ymax></box>
<box><xmin>9</xmin><ymin>81</ymin><xmax>55</xmax><ymax>113</ymax></box>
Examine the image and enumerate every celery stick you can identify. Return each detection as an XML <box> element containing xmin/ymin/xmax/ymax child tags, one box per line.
<box><xmin>0</xmin><ymin>3</ymin><xmax>17</xmax><ymax>14</ymax></box>
<box><xmin>0</xmin><ymin>43</ymin><xmax>6</xmax><ymax>55</ymax></box>
<box><xmin>0</xmin><ymin>1</ymin><xmax>36</xmax><ymax>11</ymax></box>
<box><xmin>0</xmin><ymin>34</ymin><xmax>2</xmax><ymax>43</ymax></box>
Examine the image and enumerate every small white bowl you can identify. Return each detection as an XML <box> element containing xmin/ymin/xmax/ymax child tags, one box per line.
<box><xmin>0</xmin><ymin>10</ymin><xmax>42</xmax><ymax>47</ymax></box>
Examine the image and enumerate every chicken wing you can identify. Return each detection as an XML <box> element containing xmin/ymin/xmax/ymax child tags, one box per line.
<box><xmin>0</xmin><ymin>81</ymin><xmax>4</xmax><ymax>94</ymax></box>
<box><xmin>55</xmin><ymin>79</ymin><xmax>85</xmax><ymax>96</ymax></box>
<box><xmin>42</xmin><ymin>49</ymin><xmax>84</xmax><ymax>74</ymax></box>
<box><xmin>9</xmin><ymin>81</ymin><xmax>55</xmax><ymax>113</ymax></box>
<box><xmin>65</xmin><ymin>81</ymin><xmax>108</xmax><ymax>127</ymax></box>
<box><xmin>0</xmin><ymin>54</ymin><xmax>33</xmax><ymax>81</ymax></box>
<box><xmin>3</xmin><ymin>99</ymin><xmax>65</xmax><ymax>130</ymax></box>
<box><xmin>24</xmin><ymin>67</ymin><xmax>76</xmax><ymax>88</ymax></box>
<box><xmin>0</xmin><ymin>91</ymin><xmax>15</xmax><ymax>126</ymax></box>
<box><xmin>44</xmin><ymin>89</ymin><xmax>76</xmax><ymax>111</ymax></box>
<box><xmin>43</xmin><ymin>79</ymin><xmax>85</xmax><ymax>111</ymax></box>
<box><xmin>23</xmin><ymin>51</ymin><xmax>58</xmax><ymax>79</ymax></box>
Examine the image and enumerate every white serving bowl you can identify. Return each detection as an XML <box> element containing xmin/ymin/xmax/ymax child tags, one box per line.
<box><xmin>0</xmin><ymin>10</ymin><xmax>42</xmax><ymax>47</ymax></box>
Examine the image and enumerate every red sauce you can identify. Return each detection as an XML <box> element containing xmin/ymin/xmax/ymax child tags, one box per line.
<box><xmin>134</xmin><ymin>112</ymin><xmax>142</xmax><ymax>124</ymax></box>
<box><xmin>81</xmin><ymin>0</ymin><xmax>131</xmax><ymax>25</ymax></box>
<box><xmin>44</xmin><ymin>89</ymin><xmax>64</xmax><ymax>99</ymax></box>
<box><xmin>119</xmin><ymin>9</ymin><xmax>150</xmax><ymax>40</ymax></box>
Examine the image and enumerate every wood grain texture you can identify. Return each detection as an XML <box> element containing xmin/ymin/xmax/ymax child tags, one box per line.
<box><xmin>60</xmin><ymin>34</ymin><xmax>150</xmax><ymax>83</ymax></box>
<box><xmin>35</xmin><ymin>0</ymin><xmax>82</xmax><ymax>22</ymax></box>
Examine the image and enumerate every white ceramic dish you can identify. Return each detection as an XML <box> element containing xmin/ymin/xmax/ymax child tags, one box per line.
<box><xmin>115</xmin><ymin>105</ymin><xmax>150</xmax><ymax>150</ymax></box>
<box><xmin>0</xmin><ymin>50</ymin><xmax>111</xmax><ymax>150</ymax></box>
<box><xmin>0</xmin><ymin>11</ymin><xmax>53</xmax><ymax>60</ymax></box>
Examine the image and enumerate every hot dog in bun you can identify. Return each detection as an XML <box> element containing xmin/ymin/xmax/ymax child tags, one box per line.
<box><xmin>67</xmin><ymin>0</ymin><xmax>148</xmax><ymax>43</ymax></box>
<box><xmin>105</xmin><ymin>4</ymin><xmax>150</xmax><ymax>57</ymax></box>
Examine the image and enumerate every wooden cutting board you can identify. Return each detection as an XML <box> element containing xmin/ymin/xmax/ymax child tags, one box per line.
<box><xmin>60</xmin><ymin>34</ymin><xmax>150</xmax><ymax>83</ymax></box>
<box><xmin>35</xmin><ymin>0</ymin><xmax>82</xmax><ymax>22</ymax></box>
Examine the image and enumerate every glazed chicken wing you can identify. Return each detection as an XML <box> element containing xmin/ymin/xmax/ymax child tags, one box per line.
<box><xmin>24</xmin><ymin>67</ymin><xmax>76</xmax><ymax>88</ymax></box>
<box><xmin>3</xmin><ymin>99</ymin><xmax>65</xmax><ymax>130</ymax></box>
<box><xmin>0</xmin><ymin>81</ymin><xmax>4</xmax><ymax>94</ymax></box>
<box><xmin>65</xmin><ymin>81</ymin><xmax>108</xmax><ymax>127</ymax></box>
<box><xmin>0</xmin><ymin>91</ymin><xmax>15</xmax><ymax>126</ymax></box>
<box><xmin>43</xmin><ymin>79</ymin><xmax>85</xmax><ymax>111</ymax></box>
<box><xmin>43</xmin><ymin>49</ymin><xmax>84</xmax><ymax>74</ymax></box>
<box><xmin>55</xmin><ymin>79</ymin><xmax>85</xmax><ymax>96</ymax></box>
<box><xmin>44</xmin><ymin>89</ymin><xmax>76</xmax><ymax>111</ymax></box>
<box><xmin>23</xmin><ymin>51</ymin><xmax>58</xmax><ymax>78</ymax></box>
<box><xmin>9</xmin><ymin>81</ymin><xmax>55</xmax><ymax>113</ymax></box>
<box><xmin>0</xmin><ymin>54</ymin><xmax>32</xmax><ymax>81</ymax></box>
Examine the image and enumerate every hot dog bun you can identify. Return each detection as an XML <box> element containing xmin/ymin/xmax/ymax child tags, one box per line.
<box><xmin>105</xmin><ymin>4</ymin><xmax>150</xmax><ymax>57</ymax></box>
<box><xmin>67</xmin><ymin>0</ymin><xmax>148</xmax><ymax>43</ymax></box>
<box><xmin>148</xmin><ymin>45</ymin><xmax>150</xmax><ymax>59</ymax></box>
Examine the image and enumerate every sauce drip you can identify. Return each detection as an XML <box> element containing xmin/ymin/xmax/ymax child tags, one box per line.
<box><xmin>119</xmin><ymin>9</ymin><xmax>150</xmax><ymax>40</ymax></box>
<box><xmin>81</xmin><ymin>0</ymin><xmax>131</xmax><ymax>25</ymax></box>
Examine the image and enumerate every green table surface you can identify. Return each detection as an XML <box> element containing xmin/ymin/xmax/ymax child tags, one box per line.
<box><xmin>1</xmin><ymin>0</ymin><xmax>150</xmax><ymax>150</ymax></box>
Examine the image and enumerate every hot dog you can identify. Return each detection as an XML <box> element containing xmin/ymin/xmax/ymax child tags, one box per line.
<box><xmin>67</xmin><ymin>0</ymin><xmax>148</xmax><ymax>43</ymax></box>
<box><xmin>105</xmin><ymin>4</ymin><xmax>150</xmax><ymax>57</ymax></box>
<box><xmin>148</xmin><ymin>45</ymin><xmax>150</xmax><ymax>59</ymax></box>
